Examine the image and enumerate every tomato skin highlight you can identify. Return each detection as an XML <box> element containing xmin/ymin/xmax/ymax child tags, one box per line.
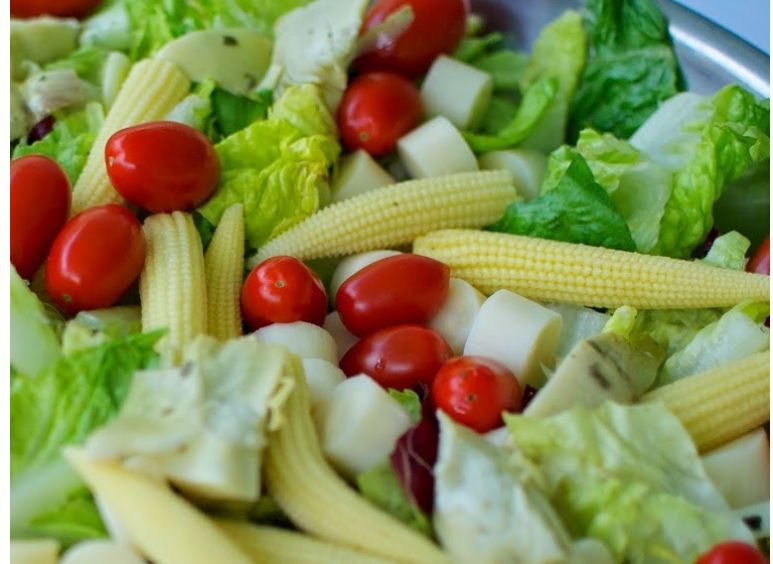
<box><xmin>337</xmin><ymin>72</ymin><xmax>422</xmax><ymax>156</ymax></box>
<box><xmin>106</xmin><ymin>122</ymin><xmax>220</xmax><ymax>213</ymax></box>
<box><xmin>45</xmin><ymin>204</ymin><xmax>146</xmax><ymax>315</ymax></box>
<box><xmin>340</xmin><ymin>325</ymin><xmax>452</xmax><ymax>390</ymax></box>
<box><xmin>432</xmin><ymin>356</ymin><xmax>523</xmax><ymax>433</ymax></box>
<box><xmin>241</xmin><ymin>256</ymin><xmax>328</xmax><ymax>331</ymax></box>
<box><xmin>695</xmin><ymin>541</ymin><xmax>768</xmax><ymax>564</ymax></box>
<box><xmin>336</xmin><ymin>254</ymin><xmax>450</xmax><ymax>337</ymax></box>
<box><xmin>10</xmin><ymin>0</ymin><xmax>101</xmax><ymax>18</ymax></box>
<box><xmin>354</xmin><ymin>0</ymin><xmax>468</xmax><ymax>78</ymax></box>
<box><xmin>10</xmin><ymin>155</ymin><xmax>71</xmax><ymax>280</ymax></box>
<box><xmin>747</xmin><ymin>236</ymin><xmax>770</xmax><ymax>275</ymax></box>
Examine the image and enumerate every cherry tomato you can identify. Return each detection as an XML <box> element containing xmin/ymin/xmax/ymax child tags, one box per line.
<box><xmin>105</xmin><ymin>122</ymin><xmax>219</xmax><ymax>213</ymax></box>
<box><xmin>695</xmin><ymin>542</ymin><xmax>768</xmax><ymax>564</ymax></box>
<box><xmin>241</xmin><ymin>256</ymin><xmax>327</xmax><ymax>331</ymax></box>
<box><xmin>354</xmin><ymin>0</ymin><xmax>468</xmax><ymax>78</ymax></box>
<box><xmin>11</xmin><ymin>0</ymin><xmax>101</xmax><ymax>18</ymax></box>
<box><xmin>336</xmin><ymin>254</ymin><xmax>450</xmax><ymax>337</ymax></box>
<box><xmin>337</xmin><ymin>72</ymin><xmax>422</xmax><ymax>156</ymax></box>
<box><xmin>432</xmin><ymin>356</ymin><xmax>522</xmax><ymax>433</ymax></box>
<box><xmin>340</xmin><ymin>325</ymin><xmax>452</xmax><ymax>390</ymax></box>
<box><xmin>11</xmin><ymin>155</ymin><xmax>71</xmax><ymax>280</ymax></box>
<box><xmin>747</xmin><ymin>236</ymin><xmax>770</xmax><ymax>275</ymax></box>
<box><xmin>46</xmin><ymin>205</ymin><xmax>146</xmax><ymax>315</ymax></box>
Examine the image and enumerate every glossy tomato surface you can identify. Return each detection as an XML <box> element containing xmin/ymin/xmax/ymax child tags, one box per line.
<box><xmin>695</xmin><ymin>542</ymin><xmax>768</xmax><ymax>564</ymax></box>
<box><xmin>11</xmin><ymin>0</ymin><xmax>101</xmax><ymax>18</ymax></box>
<box><xmin>241</xmin><ymin>256</ymin><xmax>327</xmax><ymax>331</ymax></box>
<box><xmin>432</xmin><ymin>356</ymin><xmax>522</xmax><ymax>432</ymax></box>
<box><xmin>340</xmin><ymin>325</ymin><xmax>452</xmax><ymax>390</ymax></box>
<box><xmin>747</xmin><ymin>236</ymin><xmax>770</xmax><ymax>275</ymax></box>
<box><xmin>354</xmin><ymin>0</ymin><xmax>468</xmax><ymax>77</ymax></box>
<box><xmin>46</xmin><ymin>204</ymin><xmax>146</xmax><ymax>315</ymax></box>
<box><xmin>337</xmin><ymin>72</ymin><xmax>422</xmax><ymax>156</ymax></box>
<box><xmin>106</xmin><ymin>122</ymin><xmax>219</xmax><ymax>213</ymax></box>
<box><xmin>336</xmin><ymin>254</ymin><xmax>450</xmax><ymax>337</ymax></box>
<box><xmin>10</xmin><ymin>155</ymin><xmax>71</xmax><ymax>280</ymax></box>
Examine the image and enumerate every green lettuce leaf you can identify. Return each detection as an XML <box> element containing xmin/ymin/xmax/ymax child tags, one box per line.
<box><xmin>12</xmin><ymin>102</ymin><xmax>104</xmax><ymax>184</ymax></box>
<box><xmin>518</xmin><ymin>10</ymin><xmax>587</xmax><ymax>153</ymax></box>
<box><xmin>388</xmin><ymin>389</ymin><xmax>422</xmax><ymax>423</ymax></box>
<box><xmin>61</xmin><ymin>306</ymin><xmax>142</xmax><ymax>356</ymax></box>
<box><xmin>357</xmin><ymin>461</ymin><xmax>432</xmax><ymax>537</ymax></box>
<box><xmin>632</xmin><ymin>308</ymin><xmax>723</xmax><ymax>359</ymax></box>
<box><xmin>463</xmin><ymin>78</ymin><xmax>558</xmax><ymax>153</ymax></box>
<box><xmin>488</xmin><ymin>153</ymin><xmax>636</xmax><ymax>251</ymax></box>
<box><xmin>702</xmin><ymin>231</ymin><xmax>751</xmax><ymax>270</ymax></box>
<box><xmin>505</xmin><ymin>402</ymin><xmax>755</xmax><ymax>563</ymax></box>
<box><xmin>44</xmin><ymin>46</ymin><xmax>109</xmax><ymax>83</ymax></box>
<box><xmin>454</xmin><ymin>32</ymin><xmax>528</xmax><ymax>94</ymax></box>
<box><xmin>10</xmin><ymin>267</ymin><xmax>61</xmax><ymax>378</ymax></box>
<box><xmin>198</xmin><ymin>84</ymin><xmax>339</xmax><ymax>250</ymax></box>
<box><xmin>11</xmin><ymin>331</ymin><xmax>162</xmax><ymax>544</ymax></box>
<box><xmin>543</xmin><ymin>129</ymin><xmax>673</xmax><ymax>252</ymax></box>
<box><xmin>570</xmin><ymin>0</ymin><xmax>684</xmax><ymax>139</ymax></box>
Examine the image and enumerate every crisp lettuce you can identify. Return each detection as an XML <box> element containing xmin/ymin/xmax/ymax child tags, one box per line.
<box><xmin>11</xmin><ymin>332</ymin><xmax>161</xmax><ymax>544</ymax></box>
<box><xmin>632</xmin><ymin>308</ymin><xmax>723</xmax><ymax>359</ymax></box>
<box><xmin>488</xmin><ymin>153</ymin><xmax>636</xmax><ymax>251</ymax></box>
<box><xmin>10</xmin><ymin>267</ymin><xmax>61</xmax><ymax>378</ymax></box>
<box><xmin>631</xmin><ymin>86</ymin><xmax>770</xmax><ymax>258</ymax></box>
<box><xmin>702</xmin><ymin>231</ymin><xmax>751</xmax><ymax>270</ymax></box>
<box><xmin>388</xmin><ymin>389</ymin><xmax>422</xmax><ymax>423</ymax></box>
<box><xmin>61</xmin><ymin>306</ymin><xmax>142</xmax><ymax>355</ymax></box>
<box><xmin>505</xmin><ymin>402</ymin><xmax>755</xmax><ymax>563</ymax></box>
<box><xmin>570</xmin><ymin>0</ymin><xmax>684</xmax><ymax>139</ymax></box>
<box><xmin>12</xmin><ymin>102</ymin><xmax>104</xmax><ymax>184</ymax></box>
<box><xmin>198</xmin><ymin>84</ymin><xmax>339</xmax><ymax>250</ymax></box>
<box><xmin>454</xmin><ymin>32</ymin><xmax>528</xmax><ymax>94</ymax></box>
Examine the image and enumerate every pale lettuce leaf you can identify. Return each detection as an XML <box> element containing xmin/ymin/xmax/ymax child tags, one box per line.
<box><xmin>702</xmin><ymin>231</ymin><xmax>751</xmax><ymax>271</ymax></box>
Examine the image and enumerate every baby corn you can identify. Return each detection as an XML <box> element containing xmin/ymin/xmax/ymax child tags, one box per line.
<box><xmin>413</xmin><ymin>229</ymin><xmax>770</xmax><ymax>309</ymax></box>
<box><xmin>250</xmin><ymin>170</ymin><xmax>516</xmax><ymax>265</ymax></box>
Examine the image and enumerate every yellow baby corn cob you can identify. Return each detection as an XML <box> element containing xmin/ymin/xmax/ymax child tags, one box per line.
<box><xmin>216</xmin><ymin>520</ymin><xmax>394</xmax><ymax>564</ymax></box>
<box><xmin>71</xmin><ymin>58</ymin><xmax>190</xmax><ymax>215</ymax></box>
<box><xmin>249</xmin><ymin>170</ymin><xmax>516</xmax><ymax>265</ymax></box>
<box><xmin>642</xmin><ymin>351</ymin><xmax>770</xmax><ymax>452</ymax></box>
<box><xmin>204</xmin><ymin>204</ymin><xmax>245</xmax><ymax>341</ymax></box>
<box><xmin>413</xmin><ymin>229</ymin><xmax>770</xmax><ymax>309</ymax></box>
<box><xmin>140</xmin><ymin>212</ymin><xmax>207</xmax><ymax>364</ymax></box>
<box><xmin>264</xmin><ymin>358</ymin><xmax>448</xmax><ymax>564</ymax></box>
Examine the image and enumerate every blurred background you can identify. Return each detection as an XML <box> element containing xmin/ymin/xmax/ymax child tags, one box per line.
<box><xmin>675</xmin><ymin>0</ymin><xmax>770</xmax><ymax>54</ymax></box>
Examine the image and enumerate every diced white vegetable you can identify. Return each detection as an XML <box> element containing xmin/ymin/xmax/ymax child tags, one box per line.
<box><xmin>479</xmin><ymin>149</ymin><xmax>548</xmax><ymax>201</ymax></box>
<box><xmin>329</xmin><ymin>250</ymin><xmax>402</xmax><ymax>298</ymax></box>
<box><xmin>483</xmin><ymin>426</ymin><xmax>511</xmax><ymax>448</ymax></box>
<box><xmin>545</xmin><ymin>303</ymin><xmax>611</xmax><ymax>359</ymax></box>
<box><xmin>428</xmin><ymin>278</ymin><xmax>485</xmax><ymax>355</ymax></box>
<box><xmin>702</xmin><ymin>429</ymin><xmax>770</xmax><ymax>509</ymax></box>
<box><xmin>464</xmin><ymin>290</ymin><xmax>562</xmax><ymax>388</ymax></box>
<box><xmin>101</xmin><ymin>51</ymin><xmax>131</xmax><ymax>109</ymax></box>
<box><xmin>22</xmin><ymin>69</ymin><xmax>84</xmax><ymax>121</ymax></box>
<box><xmin>323</xmin><ymin>312</ymin><xmax>358</xmax><ymax>361</ymax></box>
<box><xmin>568</xmin><ymin>539</ymin><xmax>615</xmax><ymax>564</ymax></box>
<box><xmin>397</xmin><ymin>116</ymin><xmax>478</xmax><ymax>179</ymax></box>
<box><xmin>301</xmin><ymin>358</ymin><xmax>346</xmax><ymax>434</ymax></box>
<box><xmin>332</xmin><ymin>150</ymin><xmax>395</xmax><ymax>203</ymax></box>
<box><xmin>10</xmin><ymin>539</ymin><xmax>59</xmax><ymax>564</ymax></box>
<box><xmin>163</xmin><ymin>430</ymin><xmax>260</xmax><ymax>502</ymax></box>
<box><xmin>323</xmin><ymin>375</ymin><xmax>412</xmax><ymax>478</ymax></box>
<box><xmin>421</xmin><ymin>55</ymin><xmax>493</xmax><ymax>130</ymax></box>
<box><xmin>733</xmin><ymin>501</ymin><xmax>770</xmax><ymax>540</ymax></box>
<box><xmin>60</xmin><ymin>540</ymin><xmax>144</xmax><ymax>564</ymax></box>
<box><xmin>155</xmin><ymin>29</ymin><xmax>271</xmax><ymax>96</ymax></box>
<box><xmin>253</xmin><ymin>322</ymin><xmax>337</xmax><ymax>364</ymax></box>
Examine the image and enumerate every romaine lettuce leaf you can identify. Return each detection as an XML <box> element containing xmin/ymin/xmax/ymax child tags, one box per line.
<box><xmin>632</xmin><ymin>308</ymin><xmax>723</xmax><ymax>359</ymax></box>
<box><xmin>454</xmin><ymin>32</ymin><xmax>528</xmax><ymax>94</ymax></box>
<box><xmin>505</xmin><ymin>402</ymin><xmax>755</xmax><ymax>563</ymax></box>
<box><xmin>11</xmin><ymin>331</ymin><xmax>161</xmax><ymax>544</ymax></box>
<box><xmin>198</xmin><ymin>84</ymin><xmax>339</xmax><ymax>250</ymax></box>
<box><xmin>702</xmin><ymin>231</ymin><xmax>751</xmax><ymax>270</ymax></box>
<box><xmin>570</xmin><ymin>0</ymin><xmax>684</xmax><ymax>140</ymax></box>
<box><xmin>488</xmin><ymin>153</ymin><xmax>636</xmax><ymax>251</ymax></box>
<box><xmin>12</xmin><ymin>101</ymin><xmax>104</xmax><ymax>184</ymax></box>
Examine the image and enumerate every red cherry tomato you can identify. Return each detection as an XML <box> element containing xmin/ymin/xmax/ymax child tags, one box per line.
<box><xmin>432</xmin><ymin>356</ymin><xmax>522</xmax><ymax>433</ymax></box>
<box><xmin>354</xmin><ymin>0</ymin><xmax>468</xmax><ymax>78</ymax></box>
<box><xmin>10</xmin><ymin>155</ymin><xmax>71</xmax><ymax>280</ymax></box>
<box><xmin>340</xmin><ymin>325</ymin><xmax>452</xmax><ymax>390</ymax></box>
<box><xmin>695</xmin><ymin>542</ymin><xmax>768</xmax><ymax>564</ymax></box>
<box><xmin>105</xmin><ymin>122</ymin><xmax>219</xmax><ymax>213</ymax></box>
<box><xmin>45</xmin><ymin>205</ymin><xmax>146</xmax><ymax>315</ymax></box>
<box><xmin>337</xmin><ymin>72</ymin><xmax>422</xmax><ymax>156</ymax></box>
<box><xmin>747</xmin><ymin>236</ymin><xmax>770</xmax><ymax>275</ymax></box>
<box><xmin>336</xmin><ymin>254</ymin><xmax>450</xmax><ymax>337</ymax></box>
<box><xmin>241</xmin><ymin>256</ymin><xmax>327</xmax><ymax>331</ymax></box>
<box><xmin>11</xmin><ymin>0</ymin><xmax>101</xmax><ymax>18</ymax></box>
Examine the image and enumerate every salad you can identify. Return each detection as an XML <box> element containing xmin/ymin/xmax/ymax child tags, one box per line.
<box><xmin>9</xmin><ymin>0</ymin><xmax>771</xmax><ymax>562</ymax></box>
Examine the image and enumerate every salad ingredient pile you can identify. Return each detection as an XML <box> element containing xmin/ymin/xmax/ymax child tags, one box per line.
<box><xmin>9</xmin><ymin>0</ymin><xmax>771</xmax><ymax>562</ymax></box>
